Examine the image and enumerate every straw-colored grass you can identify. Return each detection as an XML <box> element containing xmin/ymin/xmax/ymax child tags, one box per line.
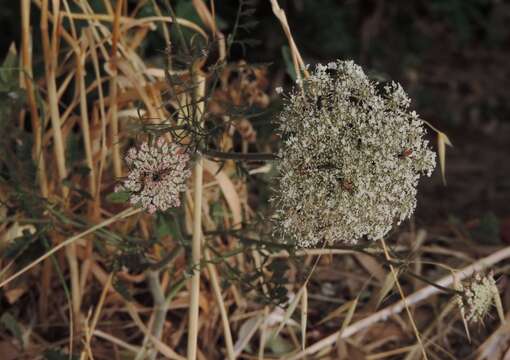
<box><xmin>0</xmin><ymin>1</ymin><xmax>507</xmax><ymax>360</ymax></box>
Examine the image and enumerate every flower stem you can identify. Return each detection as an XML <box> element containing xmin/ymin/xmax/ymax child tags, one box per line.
<box><xmin>187</xmin><ymin>70</ymin><xmax>206</xmax><ymax>360</ymax></box>
<box><xmin>187</xmin><ymin>156</ymin><xmax>203</xmax><ymax>360</ymax></box>
<box><xmin>203</xmin><ymin>149</ymin><xmax>279</xmax><ymax>161</ymax></box>
<box><xmin>146</xmin><ymin>271</ymin><xmax>166</xmax><ymax>360</ymax></box>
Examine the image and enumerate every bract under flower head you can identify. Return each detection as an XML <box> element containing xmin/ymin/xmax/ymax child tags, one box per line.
<box><xmin>116</xmin><ymin>138</ymin><xmax>192</xmax><ymax>214</ymax></box>
<box><xmin>272</xmin><ymin>60</ymin><xmax>436</xmax><ymax>247</ymax></box>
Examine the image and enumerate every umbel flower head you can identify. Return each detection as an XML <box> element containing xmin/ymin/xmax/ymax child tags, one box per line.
<box><xmin>271</xmin><ymin>60</ymin><xmax>436</xmax><ymax>247</ymax></box>
<box><xmin>455</xmin><ymin>272</ymin><xmax>497</xmax><ymax>323</ymax></box>
<box><xmin>116</xmin><ymin>138</ymin><xmax>191</xmax><ymax>214</ymax></box>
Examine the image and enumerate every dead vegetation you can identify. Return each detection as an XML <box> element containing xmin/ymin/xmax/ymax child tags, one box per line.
<box><xmin>0</xmin><ymin>1</ymin><xmax>509</xmax><ymax>360</ymax></box>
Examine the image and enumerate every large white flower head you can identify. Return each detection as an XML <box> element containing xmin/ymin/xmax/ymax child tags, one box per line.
<box><xmin>116</xmin><ymin>138</ymin><xmax>192</xmax><ymax>214</ymax></box>
<box><xmin>272</xmin><ymin>60</ymin><xmax>436</xmax><ymax>247</ymax></box>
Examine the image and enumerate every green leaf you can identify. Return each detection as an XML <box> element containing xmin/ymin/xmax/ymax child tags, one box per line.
<box><xmin>210</xmin><ymin>202</ymin><xmax>224</xmax><ymax>223</ymax></box>
<box><xmin>113</xmin><ymin>278</ymin><xmax>134</xmax><ymax>302</ymax></box>
<box><xmin>281</xmin><ymin>45</ymin><xmax>296</xmax><ymax>81</ymax></box>
<box><xmin>156</xmin><ymin>213</ymin><xmax>179</xmax><ymax>239</ymax></box>
<box><xmin>107</xmin><ymin>191</ymin><xmax>131</xmax><ymax>204</ymax></box>
<box><xmin>470</xmin><ymin>212</ymin><xmax>501</xmax><ymax>245</ymax></box>
<box><xmin>0</xmin><ymin>44</ymin><xmax>19</xmax><ymax>87</ymax></box>
<box><xmin>0</xmin><ymin>312</ymin><xmax>23</xmax><ymax>344</ymax></box>
<box><xmin>266</xmin><ymin>331</ymin><xmax>293</xmax><ymax>355</ymax></box>
<box><xmin>1</xmin><ymin>228</ymin><xmax>45</xmax><ymax>266</ymax></box>
<box><xmin>43</xmin><ymin>349</ymin><xmax>79</xmax><ymax>360</ymax></box>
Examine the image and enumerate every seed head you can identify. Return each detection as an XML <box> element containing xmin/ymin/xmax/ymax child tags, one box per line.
<box><xmin>116</xmin><ymin>138</ymin><xmax>192</xmax><ymax>213</ymax></box>
<box><xmin>271</xmin><ymin>60</ymin><xmax>436</xmax><ymax>247</ymax></box>
<box><xmin>455</xmin><ymin>272</ymin><xmax>497</xmax><ymax>323</ymax></box>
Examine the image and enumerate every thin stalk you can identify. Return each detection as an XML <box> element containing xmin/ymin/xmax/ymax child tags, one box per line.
<box><xmin>42</xmin><ymin>0</ymin><xmax>81</xmax><ymax>337</ymax></box>
<box><xmin>164</xmin><ymin>0</ymin><xmax>190</xmax><ymax>55</ymax></box>
<box><xmin>109</xmin><ymin>0</ymin><xmax>123</xmax><ymax>178</ymax></box>
<box><xmin>406</xmin><ymin>270</ymin><xmax>460</xmax><ymax>295</ymax></box>
<box><xmin>83</xmin><ymin>272</ymin><xmax>113</xmax><ymax>358</ymax></box>
<box><xmin>204</xmin><ymin>248</ymin><xmax>236</xmax><ymax>360</ymax></box>
<box><xmin>188</xmin><ymin>156</ymin><xmax>203</xmax><ymax>360</ymax></box>
<box><xmin>200</xmin><ymin>196</ymin><xmax>236</xmax><ymax>360</ymax></box>
<box><xmin>61</xmin><ymin>0</ymin><xmax>96</xmax><ymax>199</ymax></box>
<box><xmin>21</xmin><ymin>0</ymin><xmax>48</xmax><ymax>197</ymax></box>
<box><xmin>41</xmin><ymin>0</ymin><xmax>68</xmax><ymax>195</ymax></box>
<box><xmin>22</xmin><ymin>0</ymin><xmax>52</xmax><ymax>327</ymax></box>
<box><xmin>258</xmin><ymin>306</ymin><xmax>269</xmax><ymax>360</ymax></box>
<box><xmin>126</xmin><ymin>301</ymin><xmax>186</xmax><ymax>360</ymax></box>
<box><xmin>85</xmin><ymin>28</ymin><xmax>108</xmax><ymax>209</ymax></box>
<box><xmin>0</xmin><ymin>207</ymin><xmax>141</xmax><ymax>289</ymax></box>
<box><xmin>203</xmin><ymin>149</ymin><xmax>279</xmax><ymax>161</ymax></box>
<box><xmin>288</xmin><ymin>244</ymin><xmax>510</xmax><ymax>359</ymax></box>
<box><xmin>76</xmin><ymin>41</ymin><xmax>97</xmax><ymax>196</ymax></box>
<box><xmin>268</xmin><ymin>241</ymin><xmax>460</xmax><ymax>295</ymax></box>
<box><xmin>187</xmin><ymin>72</ymin><xmax>206</xmax><ymax>360</ymax></box>
<box><xmin>150</xmin><ymin>0</ymin><xmax>171</xmax><ymax>45</ymax></box>
<box><xmin>252</xmin><ymin>250</ymin><xmax>269</xmax><ymax>360</ymax></box>
<box><xmin>65</xmin><ymin>243</ymin><xmax>81</xmax><ymax>330</ymax></box>
<box><xmin>145</xmin><ymin>271</ymin><xmax>167</xmax><ymax>360</ymax></box>
<box><xmin>380</xmin><ymin>239</ymin><xmax>428</xmax><ymax>360</ymax></box>
<box><xmin>269</xmin><ymin>0</ymin><xmax>309</xmax><ymax>81</ymax></box>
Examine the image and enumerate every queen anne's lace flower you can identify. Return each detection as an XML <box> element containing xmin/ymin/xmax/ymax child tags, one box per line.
<box><xmin>116</xmin><ymin>138</ymin><xmax>191</xmax><ymax>213</ymax></box>
<box><xmin>272</xmin><ymin>60</ymin><xmax>436</xmax><ymax>247</ymax></box>
<box><xmin>455</xmin><ymin>273</ymin><xmax>497</xmax><ymax>323</ymax></box>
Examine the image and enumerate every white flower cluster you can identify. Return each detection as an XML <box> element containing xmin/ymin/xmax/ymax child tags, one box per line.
<box><xmin>116</xmin><ymin>138</ymin><xmax>191</xmax><ymax>213</ymax></box>
<box><xmin>455</xmin><ymin>273</ymin><xmax>497</xmax><ymax>323</ymax></box>
<box><xmin>272</xmin><ymin>60</ymin><xmax>436</xmax><ymax>247</ymax></box>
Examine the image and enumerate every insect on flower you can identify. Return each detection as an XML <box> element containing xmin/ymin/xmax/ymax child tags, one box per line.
<box><xmin>271</xmin><ymin>60</ymin><xmax>436</xmax><ymax>247</ymax></box>
<box><xmin>400</xmin><ymin>148</ymin><xmax>414</xmax><ymax>158</ymax></box>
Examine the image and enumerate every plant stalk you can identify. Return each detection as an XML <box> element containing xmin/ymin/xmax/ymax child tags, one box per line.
<box><xmin>380</xmin><ymin>239</ymin><xmax>428</xmax><ymax>360</ymax></box>
<box><xmin>187</xmin><ymin>70</ymin><xmax>206</xmax><ymax>360</ymax></box>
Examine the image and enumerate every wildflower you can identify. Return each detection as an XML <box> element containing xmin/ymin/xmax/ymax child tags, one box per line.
<box><xmin>116</xmin><ymin>138</ymin><xmax>192</xmax><ymax>213</ymax></box>
<box><xmin>455</xmin><ymin>272</ymin><xmax>498</xmax><ymax>323</ymax></box>
<box><xmin>271</xmin><ymin>60</ymin><xmax>436</xmax><ymax>247</ymax></box>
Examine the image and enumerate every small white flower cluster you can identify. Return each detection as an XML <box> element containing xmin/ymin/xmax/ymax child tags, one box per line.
<box><xmin>116</xmin><ymin>138</ymin><xmax>191</xmax><ymax>214</ymax></box>
<box><xmin>455</xmin><ymin>272</ymin><xmax>497</xmax><ymax>323</ymax></box>
<box><xmin>272</xmin><ymin>60</ymin><xmax>436</xmax><ymax>247</ymax></box>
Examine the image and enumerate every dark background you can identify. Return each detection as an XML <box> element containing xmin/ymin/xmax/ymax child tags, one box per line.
<box><xmin>2</xmin><ymin>0</ymin><xmax>509</xmax><ymax>227</ymax></box>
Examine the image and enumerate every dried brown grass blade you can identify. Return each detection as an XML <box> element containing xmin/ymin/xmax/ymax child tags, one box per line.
<box><xmin>203</xmin><ymin>159</ymin><xmax>243</xmax><ymax>227</ymax></box>
<box><xmin>335</xmin><ymin>296</ymin><xmax>359</xmax><ymax>356</ymax></box>
<box><xmin>268</xmin><ymin>0</ymin><xmax>308</xmax><ymax>80</ymax></box>
<box><xmin>375</xmin><ymin>270</ymin><xmax>398</xmax><ymax>310</ymax></box>
<box><xmin>301</xmin><ymin>286</ymin><xmax>308</xmax><ymax>351</ymax></box>
<box><xmin>437</xmin><ymin>131</ymin><xmax>453</xmax><ymax>186</ymax></box>
<box><xmin>287</xmin><ymin>245</ymin><xmax>510</xmax><ymax>360</ymax></box>
<box><xmin>0</xmin><ymin>208</ymin><xmax>141</xmax><ymax>289</ymax></box>
<box><xmin>125</xmin><ymin>302</ymin><xmax>186</xmax><ymax>360</ymax></box>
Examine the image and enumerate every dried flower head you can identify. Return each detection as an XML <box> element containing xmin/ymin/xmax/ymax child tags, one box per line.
<box><xmin>455</xmin><ymin>272</ymin><xmax>497</xmax><ymax>323</ymax></box>
<box><xmin>116</xmin><ymin>138</ymin><xmax>192</xmax><ymax>214</ymax></box>
<box><xmin>271</xmin><ymin>60</ymin><xmax>436</xmax><ymax>247</ymax></box>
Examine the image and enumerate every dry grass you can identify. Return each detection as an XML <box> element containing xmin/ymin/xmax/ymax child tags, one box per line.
<box><xmin>0</xmin><ymin>1</ymin><xmax>509</xmax><ymax>360</ymax></box>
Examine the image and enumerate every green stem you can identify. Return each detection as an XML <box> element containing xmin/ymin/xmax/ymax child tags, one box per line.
<box><xmin>203</xmin><ymin>149</ymin><xmax>279</xmax><ymax>161</ymax></box>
